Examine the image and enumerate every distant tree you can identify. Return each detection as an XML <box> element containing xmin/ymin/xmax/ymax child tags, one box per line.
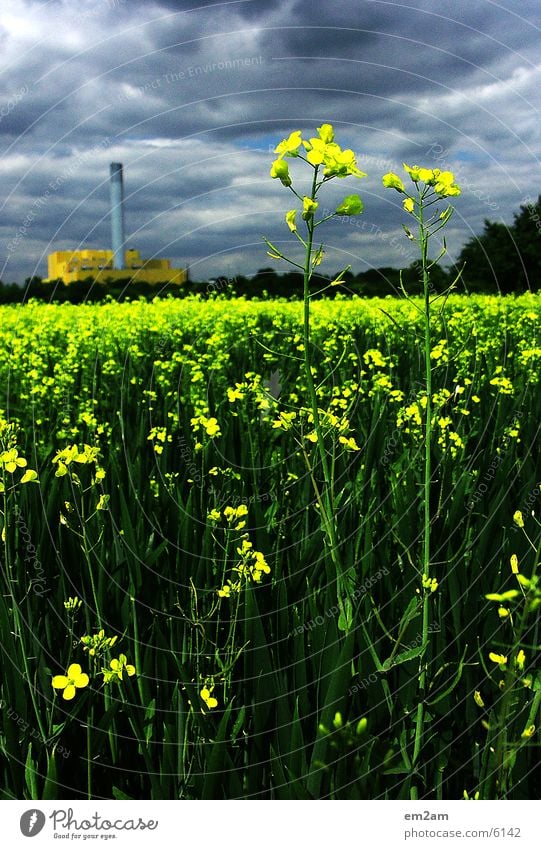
<box><xmin>511</xmin><ymin>196</ymin><xmax>541</xmax><ymax>290</ymax></box>
<box><xmin>0</xmin><ymin>281</ymin><xmax>23</xmax><ymax>304</ymax></box>
<box><xmin>454</xmin><ymin>196</ymin><xmax>541</xmax><ymax>293</ymax></box>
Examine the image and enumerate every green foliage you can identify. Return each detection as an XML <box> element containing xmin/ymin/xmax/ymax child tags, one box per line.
<box><xmin>456</xmin><ymin>196</ymin><xmax>541</xmax><ymax>293</ymax></box>
<box><xmin>0</xmin><ymin>293</ymin><xmax>539</xmax><ymax>799</ymax></box>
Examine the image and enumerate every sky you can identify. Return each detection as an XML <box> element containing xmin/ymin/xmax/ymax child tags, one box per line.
<box><xmin>0</xmin><ymin>0</ymin><xmax>540</xmax><ymax>284</ymax></box>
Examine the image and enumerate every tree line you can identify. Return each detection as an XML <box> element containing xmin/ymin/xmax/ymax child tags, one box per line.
<box><xmin>1</xmin><ymin>195</ymin><xmax>540</xmax><ymax>303</ymax></box>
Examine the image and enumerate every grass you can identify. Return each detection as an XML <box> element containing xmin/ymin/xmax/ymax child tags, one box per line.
<box><xmin>0</xmin><ymin>292</ymin><xmax>540</xmax><ymax>799</ymax></box>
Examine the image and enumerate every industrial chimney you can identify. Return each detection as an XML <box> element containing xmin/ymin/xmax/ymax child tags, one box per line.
<box><xmin>109</xmin><ymin>162</ymin><xmax>125</xmax><ymax>270</ymax></box>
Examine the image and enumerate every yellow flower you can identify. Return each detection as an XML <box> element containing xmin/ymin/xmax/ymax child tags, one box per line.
<box><xmin>316</xmin><ymin>123</ymin><xmax>334</xmax><ymax>143</ymax></box>
<box><xmin>339</xmin><ymin>435</ymin><xmax>360</xmax><ymax>451</ymax></box>
<box><xmin>403</xmin><ymin>197</ymin><xmax>415</xmax><ymax>214</ymax></box>
<box><xmin>382</xmin><ymin>172</ymin><xmax>405</xmax><ymax>192</ymax></box>
<box><xmin>285</xmin><ymin>209</ymin><xmax>297</xmax><ymax>232</ymax></box>
<box><xmin>422</xmin><ymin>573</ymin><xmax>438</xmax><ymax>592</ymax></box>
<box><xmin>52</xmin><ymin>663</ymin><xmax>89</xmax><ymax>701</ymax></box>
<box><xmin>515</xmin><ymin>649</ymin><xmax>526</xmax><ymax>671</ymax></box>
<box><xmin>200</xmin><ymin>685</ymin><xmax>218</xmax><ymax>709</ymax></box>
<box><xmin>521</xmin><ymin>724</ymin><xmax>536</xmax><ymax>739</ymax></box>
<box><xmin>96</xmin><ymin>494</ymin><xmax>109</xmax><ymax>511</ymax></box>
<box><xmin>433</xmin><ymin>169</ymin><xmax>461</xmax><ymax>197</ymax></box>
<box><xmin>270</xmin><ymin>159</ymin><xmax>291</xmax><ymax>186</ymax></box>
<box><xmin>474</xmin><ymin>690</ymin><xmax>485</xmax><ymax>708</ymax></box>
<box><xmin>485</xmin><ymin>590</ymin><xmax>519</xmax><ymax>602</ymax></box>
<box><xmin>204</xmin><ymin>417</ymin><xmax>221</xmax><ymax>437</ymax></box>
<box><xmin>0</xmin><ymin>448</ymin><xmax>27</xmax><ymax>473</ymax></box>
<box><xmin>513</xmin><ymin>510</ymin><xmax>524</xmax><ymax>528</ymax></box>
<box><xmin>488</xmin><ymin>652</ymin><xmax>507</xmax><ymax>665</ymax></box>
<box><xmin>324</xmin><ymin>146</ymin><xmax>367</xmax><ymax>179</ymax></box>
<box><xmin>107</xmin><ymin>654</ymin><xmax>136</xmax><ymax>681</ymax></box>
<box><xmin>302</xmin><ymin>196</ymin><xmax>318</xmax><ymax>220</ymax></box>
<box><xmin>403</xmin><ymin>163</ymin><xmax>434</xmax><ymax>183</ymax></box>
<box><xmin>273</xmin><ymin>130</ymin><xmax>303</xmax><ymax>158</ymax></box>
<box><xmin>510</xmin><ymin>554</ymin><xmax>519</xmax><ymax>574</ymax></box>
<box><xmin>20</xmin><ymin>469</ymin><xmax>39</xmax><ymax>484</ymax></box>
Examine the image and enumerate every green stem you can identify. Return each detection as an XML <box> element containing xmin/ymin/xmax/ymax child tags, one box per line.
<box><xmin>484</xmin><ymin>533</ymin><xmax>541</xmax><ymax>798</ymax></box>
<box><xmin>1</xmin><ymin>488</ymin><xmax>48</xmax><ymax>744</ymax></box>
<box><xmin>86</xmin><ymin>706</ymin><xmax>93</xmax><ymax>800</ymax></box>
<box><xmin>301</xmin><ymin>169</ymin><xmax>350</xmax><ymax>629</ymax></box>
<box><xmin>411</xmin><ymin>193</ymin><xmax>433</xmax><ymax>798</ymax></box>
<box><xmin>77</xmin><ymin>480</ymin><xmax>103</xmax><ymax>630</ymax></box>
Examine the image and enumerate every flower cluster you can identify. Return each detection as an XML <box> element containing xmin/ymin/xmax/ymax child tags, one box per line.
<box><xmin>0</xmin><ymin>422</ymin><xmax>39</xmax><ymax>491</ymax></box>
<box><xmin>64</xmin><ymin>596</ymin><xmax>83</xmax><ymax>613</ymax></box>
<box><xmin>52</xmin><ymin>628</ymin><xmax>136</xmax><ymax>700</ymax></box>
<box><xmin>269</xmin><ymin>124</ymin><xmax>366</xmax><ymax>252</ymax></box>
<box><xmin>383</xmin><ymin>163</ymin><xmax>461</xmax><ymax>199</ymax></box>
<box><xmin>80</xmin><ymin>629</ymin><xmax>118</xmax><ymax>657</ymax></box>
<box><xmin>208</xmin><ymin>502</ymin><xmax>249</xmax><ymax>530</ymax></box>
<box><xmin>217</xmin><ymin>536</ymin><xmax>271</xmax><ymax>597</ymax></box>
<box><xmin>102</xmin><ymin>654</ymin><xmax>136</xmax><ymax>683</ymax></box>
<box><xmin>190</xmin><ymin>414</ymin><xmax>221</xmax><ymax>438</ymax></box>
<box><xmin>422</xmin><ymin>573</ymin><xmax>438</xmax><ymax>593</ymax></box>
<box><xmin>200</xmin><ymin>683</ymin><xmax>218</xmax><ymax>710</ymax></box>
<box><xmin>52</xmin><ymin>443</ymin><xmax>105</xmax><ymax>479</ymax></box>
<box><xmin>271</xmin><ymin>124</ymin><xmax>367</xmax><ymax>182</ymax></box>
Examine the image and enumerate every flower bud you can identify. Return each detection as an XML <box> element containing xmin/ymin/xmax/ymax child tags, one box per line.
<box><xmin>270</xmin><ymin>159</ymin><xmax>291</xmax><ymax>186</ymax></box>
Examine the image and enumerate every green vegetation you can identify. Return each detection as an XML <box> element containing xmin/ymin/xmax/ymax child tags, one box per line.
<box><xmin>0</xmin><ymin>292</ymin><xmax>540</xmax><ymax>799</ymax></box>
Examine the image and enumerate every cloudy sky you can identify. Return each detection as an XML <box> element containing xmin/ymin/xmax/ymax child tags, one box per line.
<box><xmin>0</xmin><ymin>0</ymin><xmax>539</xmax><ymax>284</ymax></box>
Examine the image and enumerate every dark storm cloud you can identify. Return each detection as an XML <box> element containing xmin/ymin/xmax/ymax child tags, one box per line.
<box><xmin>0</xmin><ymin>0</ymin><xmax>539</xmax><ymax>283</ymax></box>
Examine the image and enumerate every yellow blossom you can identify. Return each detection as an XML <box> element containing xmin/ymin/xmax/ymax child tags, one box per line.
<box><xmin>200</xmin><ymin>685</ymin><xmax>218</xmax><ymax>709</ymax></box>
<box><xmin>52</xmin><ymin>663</ymin><xmax>89</xmax><ymax>701</ymax></box>
<box><xmin>285</xmin><ymin>209</ymin><xmax>297</xmax><ymax>232</ymax></box>
<box><xmin>403</xmin><ymin>197</ymin><xmax>415</xmax><ymax>214</ymax></box>
<box><xmin>474</xmin><ymin>691</ymin><xmax>485</xmax><ymax>708</ymax></box>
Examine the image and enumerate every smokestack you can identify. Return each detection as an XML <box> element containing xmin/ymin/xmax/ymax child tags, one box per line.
<box><xmin>110</xmin><ymin>162</ymin><xmax>125</xmax><ymax>270</ymax></box>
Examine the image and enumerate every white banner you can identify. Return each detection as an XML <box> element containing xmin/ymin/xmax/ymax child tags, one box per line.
<box><xmin>2</xmin><ymin>800</ymin><xmax>537</xmax><ymax>848</ymax></box>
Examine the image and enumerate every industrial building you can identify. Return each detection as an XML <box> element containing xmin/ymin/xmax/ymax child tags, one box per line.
<box><xmin>44</xmin><ymin>163</ymin><xmax>187</xmax><ymax>286</ymax></box>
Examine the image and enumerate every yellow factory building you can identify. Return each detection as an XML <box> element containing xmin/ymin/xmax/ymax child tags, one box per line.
<box><xmin>44</xmin><ymin>248</ymin><xmax>187</xmax><ymax>286</ymax></box>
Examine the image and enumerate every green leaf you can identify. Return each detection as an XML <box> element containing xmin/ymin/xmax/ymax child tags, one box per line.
<box><xmin>427</xmin><ymin>645</ymin><xmax>468</xmax><ymax>706</ymax></box>
<box><xmin>230</xmin><ymin>706</ymin><xmax>246</xmax><ymax>743</ymax></box>
<box><xmin>335</xmin><ymin>194</ymin><xmax>363</xmax><ymax>216</ymax></box>
<box><xmin>112</xmin><ymin>787</ymin><xmax>134</xmax><ymax>800</ymax></box>
<box><xmin>24</xmin><ymin>744</ymin><xmax>38</xmax><ymax>798</ymax></box>
<box><xmin>382</xmin><ymin>643</ymin><xmax>424</xmax><ymax>672</ymax></box>
<box><xmin>42</xmin><ymin>752</ymin><xmax>58</xmax><ymax>800</ymax></box>
<box><xmin>307</xmin><ymin>630</ymin><xmax>355</xmax><ymax>798</ymax></box>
